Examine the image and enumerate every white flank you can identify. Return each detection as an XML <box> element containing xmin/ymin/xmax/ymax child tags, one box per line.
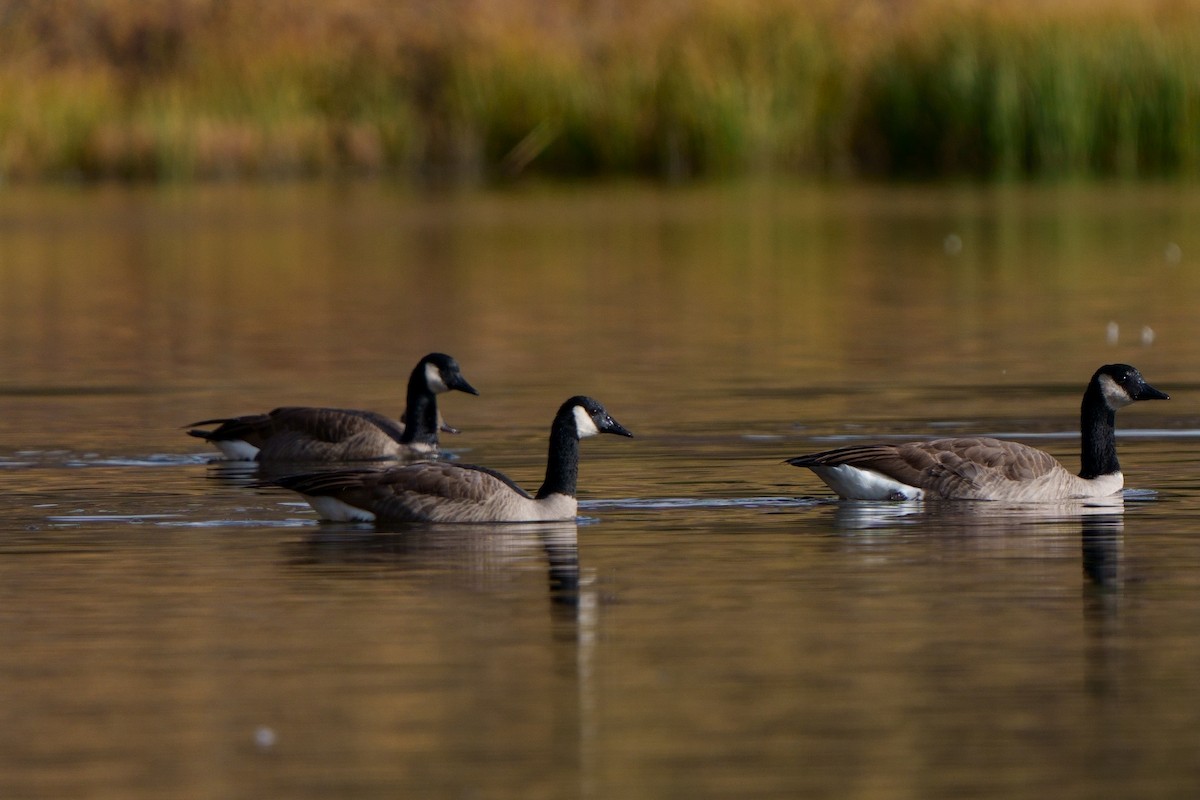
<box><xmin>1098</xmin><ymin>374</ymin><xmax>1133</xmax><ymax>409</ymax></box>
<box><xmin>425</xmin><ymin>362</ymin><xmax>450</xmax><ymax>393</ymax></box>
<box><xmin>1080</xmin><ymin>471</ymin><xmax>1124</xmax><ymax>498</ymax></box>
<box><xmin>814</xmin><ymin>465</ymin><xmax>925</xmax><ymax>501</ymax></box>
<box><xmin>531</xmin><ymin>492</ymin><xmax>578</xmax><ymax>521</ymax></box>
<box><xmin>573</xmin><ymin>406</ymin><xmax>600</xmax><ymax>438</ymax></box>
<box><xmin>214</xmin><ymin>440</ymin><xmax>260</xmax><ymax>461</ymax></box>
<box><xmin>306</xmin><ymin>495</ymin><xmax>377</xmax><ymax>522</ymax></box>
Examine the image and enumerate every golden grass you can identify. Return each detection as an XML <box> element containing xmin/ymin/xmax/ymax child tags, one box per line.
<box><xmin>0</xmin><ymin>0</ymin><xmax>1198</xmax><ymax>181</ymax></box>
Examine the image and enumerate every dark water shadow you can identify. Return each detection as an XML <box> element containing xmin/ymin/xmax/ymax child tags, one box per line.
<box><xmin>1080</xmin><ymin>514</ymin><xmax>1127</xmax><ymax>701</ymax></box>
<box><xmin>1081</xmin><ymin>514</ymin><xmax>1125</xmax><ymax>591</ymax></box>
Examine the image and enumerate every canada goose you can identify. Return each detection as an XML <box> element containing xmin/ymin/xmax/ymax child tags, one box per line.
<box><xmin>262</xmin><ymin>396</ymin><xmax>633</xmax><ymax>523</ymax></box>
<box><xmin>786</xmin><ymin>364</ymin><xmax>1168</xmax><ymax>501</ymax></box>
<box><xmin>187</xmin><ymin>352</ymin><xmax>478</xmax><ymax>462</ymax></box>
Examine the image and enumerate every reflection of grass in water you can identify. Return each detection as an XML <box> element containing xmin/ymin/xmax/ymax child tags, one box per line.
<box><xmin>0</xmin><ymin>0</ymin><xmax>1198</xmax><ymax>181</ymax></box>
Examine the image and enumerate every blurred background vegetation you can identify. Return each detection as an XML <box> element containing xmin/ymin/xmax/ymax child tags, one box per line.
<box><xmin>0</xmin><ymin>0</ymin><xmax>1197</xmax><ymax>183</ymax></box>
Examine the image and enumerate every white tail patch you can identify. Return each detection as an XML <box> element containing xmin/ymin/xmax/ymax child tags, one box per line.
<box><xmin>1098</xmin><ymin>374</ymin><xmax>1133</xmax><ymax>409</ymax></box>
<box><xmin>813</xmin><ymin>465</ymin><xmax>925</xmax><ymax>501</ymax></box>
<box><xmin>425</xmin><ymin>362</ymin><xmax>450</xmax><ymax>393</ymax></box>
<box><xmin>573</xmin><ymin>405</ymin><xmax>600</xmax><ymax>438</ymax></box>
<box><xmin>214</xmin><ymin>440</ymin><xmax>260</xmax><ymax>461</ymax></box>
<box><xmin>306</xmin><ymin>495</ymin><xmax>377</xmax><ymax>522</ymax></box>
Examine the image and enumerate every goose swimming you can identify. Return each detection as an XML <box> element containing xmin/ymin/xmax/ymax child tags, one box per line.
<box><xmin>187</xmin><ymin>352</ymin><xmax>478</xmax><ymax>461</ymax></box>
<box><xmin>262</xmin><ymin>395</ymin><xmax>633</xmax><ymax>522</ymax></box>
<box><xmin>786</xmin><ymin>364</ymin><xmax>1167</xmax><ymax>501</ymax></box>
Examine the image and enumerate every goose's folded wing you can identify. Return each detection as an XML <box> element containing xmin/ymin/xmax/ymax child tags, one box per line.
<box><xmin>924</xmin><ymin>437</ymin><xmax>1062</xmax><ymax>481</ymax></box>
<box><xmin>373</xmin><ymin>463</ymin><xmax>531</xmax><ymax>501</ymax></box>
<box><xmin>267</xmin><ymin>467</ymin><xmax>383</xmax><ymax>496</ymax></box>
<box><xmin>914</xmin><ymin>438</ymin><xmax>1066</xmax><ymax>498</ymax></box>
<box><xmin>186</xmin><ymin>413</ymin><xmax>273</xmax><ymax>445</ymax></box>
<box><xmin>789</xmin><ymin>437</ymin><xmax>1064</xmax><ymax>498</ymax></box>
<box><xmin>349</xmin><ymin>410</ymin><xmax>408</xmax><ymax>441</ymax></box>
<box><xmin>272</xmin><ymin>464</ymin><xmax>532</xmax><ymax>520</ymax></box>
<box><xmin>266</xmin><ymin>407</ymin><xmax>397</xmax><ymax>444</ymax></box>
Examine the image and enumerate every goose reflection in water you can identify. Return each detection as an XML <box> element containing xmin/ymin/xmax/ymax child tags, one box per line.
<box><xmin>280</xmin><ymin>519</ymin><xmax>598</xmax><ymax>784</ymax></box>
<box><xmin>284</xmin><ymin>520</ymin><xmax>588</xmax><ymax>614</ymax></box>
<box><xmin>1080</xmin><ymin>513</ymin><xmax>1128</xmax><ymax>701</ymax></box>
<box><xmin>201</xmin><ymin>458</ymin><xmax>363</xmax><ymax>491</ymax></box>
<box><xmin>825</xmin><ymin>495</ymin><xmax>1132</xmax><ymax>606</ymax></box>
<box><xmin>826</xmin><ymin>493</ymin><xmax>1128</xmax><ymax>532</ymax></box>
<box><xmin>821</xmin><ymin>497</ymin><xmax>1131</xmax><ymax>699</ymax></box>
<box><xmin>1081</xmin><ymin>513</ymin><xmax>1125</xmax><ymax>590</ymax></box>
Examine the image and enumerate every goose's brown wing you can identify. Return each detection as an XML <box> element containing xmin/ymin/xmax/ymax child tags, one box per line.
<box><xmin>373</xmin><ymin>463</ymin><xmax>531</xmax><ymax>502</ymax></box>
<box><xmin>918</xmin><ymin>437</ymin><xmax>1062</xmax><ymax>481</ymax></box>
<box><xmin>186</xmin><ymin>413</ymin><xmax>274</xmax><ymax>447</ymax></box>
<box><xmin>789</xmin><ymin>437</ymin><xmax>1065</xmax><ymax>499</ymax></box>
<box><xmin>187</xmin><ymin>406</ymin><xmax>398</xmax><ymax>448</ymax></box>
<box><xmin>266</xmin><ymin>407</ymin><xmax>403</xmax><ymax>444</ymax></box>
<box><xmin>273</xmin><ymin>464</ymin><xmax>531</xmax><ymax>521</ymax></box>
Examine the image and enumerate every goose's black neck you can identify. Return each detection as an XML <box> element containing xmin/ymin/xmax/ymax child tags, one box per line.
<box><xmin>536</xmin><ymin>411</ymin><xmax>580</xmax><ymax>499</ymax></box>
<box><xmin>1079</xmin><ymin>380</ymin><xmax>1119</xmax><ymax>479</ymax></box>
<box><xmin>400</xmin><ymin>365</ymin><xmax>439</xmax><ymax>446</ymax></box>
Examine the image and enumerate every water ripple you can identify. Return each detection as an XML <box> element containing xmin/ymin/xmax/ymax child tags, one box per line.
<box><xmin>5</xmin><ymin>452</ymin><xmax>210</xmax><ymax>468</ymax></box>
<box><xmin>581</xmin><ymin>496</ymin><xmax>827</xmax><ymax>511</ymax></box>
<box><xmin>45</xmin><ymin>512</ymin><xmax>312</xmax><ymax>529</ymax></box>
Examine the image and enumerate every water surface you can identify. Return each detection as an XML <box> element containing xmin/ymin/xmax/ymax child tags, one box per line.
<box><xmin>2</xmin><ymin>182</ymin><xmax>1200</xmax><ymax>798</ymax></box>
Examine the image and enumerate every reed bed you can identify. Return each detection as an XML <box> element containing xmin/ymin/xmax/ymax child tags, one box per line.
<box><xmin>0</xmin><ymin>0</ymin><xmax>1198</xmax><ymax>182</ymax></box>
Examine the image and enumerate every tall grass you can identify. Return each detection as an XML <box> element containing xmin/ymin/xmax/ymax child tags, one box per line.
<box><xmin>852</xmin><ymin>3</ymin><xmax>1200</xmax><ymax>177</ymax></box>
<box><xmin>0</xmin><ymin>0</ymin><xmax>1198</xmax><ymax>182</ymax></box>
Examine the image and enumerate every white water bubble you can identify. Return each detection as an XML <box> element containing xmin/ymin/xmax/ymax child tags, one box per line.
<box><xmin>255</xmin><ymin>726</ymin><xmax>277</xmax><ymax>750</ymax></box>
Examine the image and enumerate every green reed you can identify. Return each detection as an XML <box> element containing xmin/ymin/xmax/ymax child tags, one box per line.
<box><xmin>854</xmin><ymin>8</ymin><xmax>1200</xmax><ymax>178</ymax></box>
<box><xmin>0</xmin><ymin>0</ymin><xmax>1196</xmax><ymax>182</ymax></box>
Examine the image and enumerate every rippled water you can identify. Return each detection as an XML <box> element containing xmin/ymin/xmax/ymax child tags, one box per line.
<box><xmin>2</xmin><ymin>183</ymin><xmax>1200</xmax><ymax>798</ymax></box>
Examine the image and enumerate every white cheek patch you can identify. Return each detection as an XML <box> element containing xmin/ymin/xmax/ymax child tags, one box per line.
<box><xmin>573</xmin><ymin>406</ymin><xmax>601</xmax><ymax>438</ymax></box>
<box><xmin>1098</xmin><ymin>374</ymin><xmax>1133</xmax><ymax>409</ymax></box>
<box><xmin>425</xmin><ymin>362</ymin><xmax>450</xmax><ymax>393</ymax></box>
